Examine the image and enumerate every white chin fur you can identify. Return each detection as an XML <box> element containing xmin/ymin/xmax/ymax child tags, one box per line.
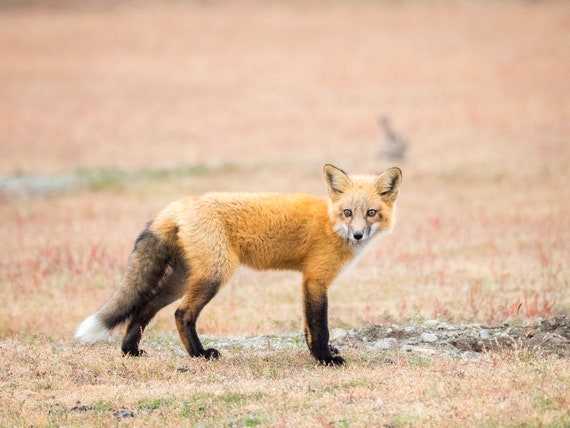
<box><xmin>74</xmin><ymin>314</ymin><xmax>110</xmax><ymax>343</ymax></box>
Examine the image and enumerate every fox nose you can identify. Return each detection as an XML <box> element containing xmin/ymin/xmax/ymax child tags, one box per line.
<box><xmin>353</xmin><ymin>232</ymin><xmax>364</xmax><ymax>241</ymax></box>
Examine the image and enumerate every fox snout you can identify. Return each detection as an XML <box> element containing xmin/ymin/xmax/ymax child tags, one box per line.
<box><xmin>353</xmin><ymin>232</ymin><xmax>364</xmax><ymax>241</ymax></box>
<box><xmin>348</xmin><ymin>225</ymin><xmax>372</xmax><ymax>243</ymax></box>
<box><xmin>347</xmin><ymin>224</ymin><xmax>377</xmax><ymax>242</ymax></box>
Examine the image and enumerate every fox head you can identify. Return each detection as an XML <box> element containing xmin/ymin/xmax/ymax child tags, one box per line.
<box><xmin>323</xmin><ymin>164</ymin><xmax>402</xmax><ymax>246</ymax></box>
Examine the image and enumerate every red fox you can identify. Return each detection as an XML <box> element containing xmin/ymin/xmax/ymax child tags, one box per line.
<box><xmin>75</xmin><ymin>164</ymin><xmax>402</xmax><ymax>366</ymax></box>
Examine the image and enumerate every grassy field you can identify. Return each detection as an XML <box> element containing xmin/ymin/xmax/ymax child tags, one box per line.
<box><xmin>1</xmin><ymin>1</ymin><xmax>569</xmax><ymax>426</ymax></box>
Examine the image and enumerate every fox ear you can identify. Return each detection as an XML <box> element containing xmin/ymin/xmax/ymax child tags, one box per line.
<box><xmin>375</xmin><ymin>167</ymin><xmax>402</xmax><ymax>202</ymax></box>
<box><xmin>323</xmin><ymin>164</ymin><xmax>352</xmax><ymax>198</ymax></box>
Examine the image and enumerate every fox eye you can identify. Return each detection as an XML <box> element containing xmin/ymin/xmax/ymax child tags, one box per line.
<box><xmin>367</xmin><ymin>209</ymin><xmax>377</xmax><ymax>217</ymax></box>
<box><xmin>343</xmin><ymin>209</ymin><xmax>353</xmax><ymax>217</ymax></box>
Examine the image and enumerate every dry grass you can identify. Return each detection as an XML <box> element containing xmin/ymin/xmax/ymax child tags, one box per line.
<box><xmin>1</xmin><ymin>1</ymin><xmax>569</xmax><ymax>426</ymax></box>
<box><xmin>2</xmin><ymin>334</ymin><xmax>569</xmax><ymax>427</ymax></box>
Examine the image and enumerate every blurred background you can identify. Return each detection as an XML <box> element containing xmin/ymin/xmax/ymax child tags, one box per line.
<box><xmin>1</xmin><ymin>1</ymin><xmax>568</xmax><ymax>337</ymax></box>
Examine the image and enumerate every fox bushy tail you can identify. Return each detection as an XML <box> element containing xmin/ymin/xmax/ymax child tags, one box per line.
<box><xmin>75</xmin><ymin>225</ymin><xmax>179</xmax><ymax>344</ymax></box>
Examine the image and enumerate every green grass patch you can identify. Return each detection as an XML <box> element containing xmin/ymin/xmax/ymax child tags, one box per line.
<box><xmin>76</xmin><ymin>163</ymin><xmax>236</xmax><ymax>191</ymax></box>
<box><xmin>137</xmin><ymin>396</ymin><xmax>177</xmax><ymax>412</ymax></box>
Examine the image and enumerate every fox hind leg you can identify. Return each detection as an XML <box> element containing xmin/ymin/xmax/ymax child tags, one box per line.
<box><xmin>175</xmin><ymin>275</ymin><xmax>228</xmax><ymax>360</ymax></box>
<box><xmin>122</xmin><ymin>296</ymin><xmax>176</xmax><ymax>356</ymax></box>
<box><xmin>121</xmin><ymin>269</ymin><xmax>186</xmax><ymax>356</ymax></box>
<box><xmin>120</xmin><ymin>246</ymin><xmax>189</xmax><ymax>356</ymax></box>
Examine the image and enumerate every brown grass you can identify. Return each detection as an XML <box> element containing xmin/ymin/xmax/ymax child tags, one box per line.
<box><xmin>2</xmin><ymin>334</ymin><xmax>570</xmax><ymax>427</ymax></box>
<box><xmin>1</xmin><ymin>1</ymin><xmax>569</xmax><ymax>426</ymax></box>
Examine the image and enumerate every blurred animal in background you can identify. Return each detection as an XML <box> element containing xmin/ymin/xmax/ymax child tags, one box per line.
<box><xmin>378</xmin><ymin>116</ymin><xmax>408</xmax><ymax>162</ymax></box>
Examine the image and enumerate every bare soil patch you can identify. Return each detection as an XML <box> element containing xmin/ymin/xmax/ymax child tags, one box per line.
<box><xmin>349</xmin><ymin>315</ymin><xmax>570</xmax><ymax>358</ymax></box>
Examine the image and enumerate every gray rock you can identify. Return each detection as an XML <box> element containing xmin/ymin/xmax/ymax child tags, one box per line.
<box><xmin>421</xmin><ymin>332</ymin><xmax>438</xmax><ymax>343</ymax></box>
<box><xmin>422</xmin><ymin>319</ymin><xmax>439</xmax><ymax>328</ymax></box>
<box><xmin>331</xmin><ymin>328</ymin><xmax>348</xmax><ymax>341</ymax></box>
<box><xmin>373</xmin><ymin>338</ymin><xmax>397</xmax><ymax>350</ymax></box>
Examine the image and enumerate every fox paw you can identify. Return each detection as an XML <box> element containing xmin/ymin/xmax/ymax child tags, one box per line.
<box><xmin>122</xmin><ymin>347</ymin><xmax>145</xmax><ymax>357</ymax></box>
<box><xmin>329</xmin><ymin>343</ymin><xmax>340</xmax><ymax>356</ymax></box>
<box><xmin>319</xmin><ymin>355</ymin><xmax>346</xmax><ymax>367</ymax></box>
<box><xmin>196</xmin><ymin>348</ymin><xmax>220</xmax><ymax>360</ymax></box>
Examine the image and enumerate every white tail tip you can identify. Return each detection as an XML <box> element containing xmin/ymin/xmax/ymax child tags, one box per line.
<box><xmin>75</xmin><ymin>314</ymin><xmax>111</xmax><ymax>343</ymax></box>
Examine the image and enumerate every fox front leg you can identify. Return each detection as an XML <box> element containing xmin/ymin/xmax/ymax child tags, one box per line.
<box><xmin>302</xmin><ymin>278</ymin><xmax>345</xmax><ymax>366</ymax></box>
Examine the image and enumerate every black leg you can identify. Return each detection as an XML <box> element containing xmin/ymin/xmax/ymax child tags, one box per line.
<box><xmin>175</xmin><ymin>279</ymin><xmax>222</xmax><ymax>360</ymax></box>
<box><xmin>121</xmin><ymin>271</ymin><xmax>186</xmax><ymax>357</ymax></box>
<box><xmin>121</xmin><ymin>321</ymin><xmax>145</xmax><ymax>356</ymax></box>
<box><xmin>303</xmin><ymin>281</ymin><xmax>345</xmax><ymax>366</ymax></box>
